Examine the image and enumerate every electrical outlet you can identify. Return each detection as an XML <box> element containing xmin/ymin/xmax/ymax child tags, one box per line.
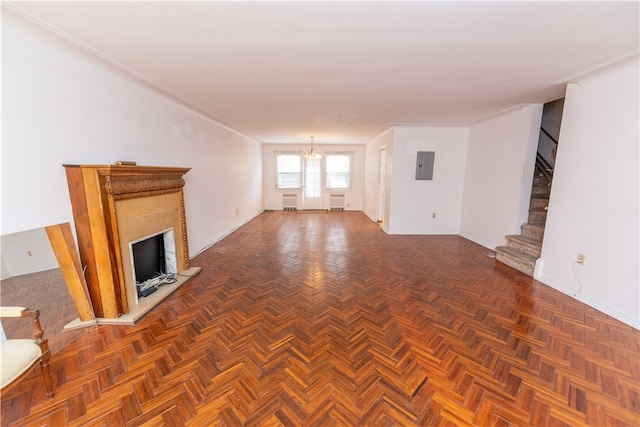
<box><xmin>432</xmin><ymin>213</ymin><xmax>436</xmax><ymax>219</ymax></box>
<box><xmin>236</xmin><ymin>208</ymin><xmax>240</xmax><ymax>216</ymax></box>
<box><xmin>577</xmin><ymin>253</ymin><xmax>585</xmax><ymax>265</ymax></box>
<box><xmin>27</xmin><ymin>251</ymin><xmax>32</xmax><ymax>257</ymax></box>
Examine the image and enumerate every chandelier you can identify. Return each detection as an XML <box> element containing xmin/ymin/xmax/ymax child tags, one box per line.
<box><xmin>304</xmin><ymin>136</ymin><xmax>321</xmax><ymax>159</ymax></box>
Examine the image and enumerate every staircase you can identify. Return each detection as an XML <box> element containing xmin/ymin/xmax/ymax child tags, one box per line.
<box><xmin>495</xmin><ymin>173</ymin><xmax>550</xmax><ymax>276</ymax></box>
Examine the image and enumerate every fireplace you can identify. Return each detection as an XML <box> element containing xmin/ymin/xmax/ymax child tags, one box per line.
<box><xmin>62</xmin><ymin>164</ymin><xmax>200</xmax><ymax>324</ymax></box>
<box><xmin>131</xmin><ymin>229</ymin><xmax>174</xmax><ymax>289</ymax></box>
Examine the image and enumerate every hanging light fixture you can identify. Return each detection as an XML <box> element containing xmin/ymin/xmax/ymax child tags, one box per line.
<box><xmin>304</xmin><ymin>136</ymin><xmax>321</xmax><ymax>159</ymax></box>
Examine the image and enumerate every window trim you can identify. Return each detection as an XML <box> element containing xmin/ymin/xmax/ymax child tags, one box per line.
<box><xmin>324</xmin><ymin>151</ymin><xmax>353</xmax><ymax>190</ymax></box>
<box><xmin>274</xmin><ymin>151</ymin><xmax>303</xmax><ymax>190</ymax></box>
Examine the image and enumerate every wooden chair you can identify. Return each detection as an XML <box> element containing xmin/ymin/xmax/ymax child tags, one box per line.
<box><xmin>0</xmin><ymin>307</ymin><xmax>54</xmax><ymax>398</ymax></box>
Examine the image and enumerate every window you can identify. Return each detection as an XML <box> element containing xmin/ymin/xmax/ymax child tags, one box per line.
<box><xmin>276</xmin><ymin>153</ymin><xmax>302</xmax><ymax>189</ymax></box>
<box><xmin>325</xmin><ymin>153</ymin><xmax>352</xmax><ymax>189</ymax></box>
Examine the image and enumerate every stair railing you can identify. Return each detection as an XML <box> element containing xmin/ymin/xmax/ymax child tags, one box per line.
<box><xmin>540</xmin><ymin>127</ymin><xmax>559</xmax><ymax>146</ymax></box>
<box><xmin>536</xmin><ymin>152</ymin><xmax>554</xmax><ymax>182</ymax></box>
<box><xmin>536</xmin><ymin>127</ymin><xmax>558</xmax><ymax>182</ymax></box>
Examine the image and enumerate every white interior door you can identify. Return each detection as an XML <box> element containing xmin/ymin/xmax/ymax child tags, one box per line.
<box><xmin>303</xmin><ymin>156</ymin><xmax>324</xmax><ymax>210</ymax></box>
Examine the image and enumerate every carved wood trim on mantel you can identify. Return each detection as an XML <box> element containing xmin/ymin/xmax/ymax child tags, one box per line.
<box><xmin>63</xmin><ymin>164</ymin><xmax>192</xmax><ymax>319</ymax></box>
<box><xmin>97</xmin><ymin>165</ymin><xmax>187</xmax><ymax>198</ymax></box>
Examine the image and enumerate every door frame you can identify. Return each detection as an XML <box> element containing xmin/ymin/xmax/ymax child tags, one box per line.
<box><xmin>377</xmin><ymin>147</ymin><xmax>387</xmax><ymax>223</ymax></box>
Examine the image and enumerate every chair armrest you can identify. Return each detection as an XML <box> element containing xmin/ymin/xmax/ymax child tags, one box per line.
<box><xmin>0</xmin><ymin>307</ymin><xmax>54</xmax><ymax>398</ymax></box>
<box><xmin>0</xmin><ymin>307</ymin><xmax>45</xmax><ymax>343</ymax></box>
<box><xmin>0</xmin><ymin>307</ymin><xmax>26</xmax><ymax>318</ymax></box>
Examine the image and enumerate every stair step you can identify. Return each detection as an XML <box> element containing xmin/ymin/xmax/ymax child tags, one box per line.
<box><xmin>521</xmin><ymin>223</ymin><xmax>545</xmax><ymax>241</ymax></box>
<box><xmin>529</xmin><ymin>197</ymin><xmax>549</xmax><ymax>210</ymax></box>
<box><xmin>495</xmin><ymin>246</ymin><xmax>536</xmax><ymax>277</ymax></box>
<box><xmin>506</xmin><ymin>235</ymin><xmax>542</xmax><ymax>258</ymax></box>
<box><xmin>533</xmin><ymin>176</ymin><xmax>550</xmax><ymax>187</ymax></box>
<box><xmin>528</xmin><ymin>208</ymin><xmax>547</xmax><ymax>224</ymax></box>
<box><xmin>531</xmin><ymin>185</ymin><xmax>551</xmax><ymax>197</ymax></box>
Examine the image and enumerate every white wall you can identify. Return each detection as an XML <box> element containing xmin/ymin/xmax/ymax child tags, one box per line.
<box><xmin>538</xmin><ymin>56</ymin><xmax>639</xmax><ymax>328</ymax></box>
<box><xmin>460</xmin><ymin>105</ymin><xmax>543</xmax><ymax>249</ymax></box>
<box><xmin>1</xmin><ymin>258</ymin><xmax>9</xmax><ymax>280</ymax></box>
<box><xmin>1</xmin><ymin>228</ymin><xmax>58</xmax><ymax>277</ymax></box>
<box><xmin>1</xmin><ymin>9</ymin><xmax>263</xmax><ymax>262</ymax></box>
<box><xmin>386</xmin><ymin>126</ymin><xmax>468</xmax><ymax>234</ymax></box>
<box><xmin>262</xmin><ymin>143</ymin><xmax>365</xmax><ymax>211</ymax></box>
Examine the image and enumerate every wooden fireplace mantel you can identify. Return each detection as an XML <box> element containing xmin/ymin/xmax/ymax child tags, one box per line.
<box><xmin>63</xmin><ymin>164</ymin><xmax>194</xmax><ymax>320</ymax></box>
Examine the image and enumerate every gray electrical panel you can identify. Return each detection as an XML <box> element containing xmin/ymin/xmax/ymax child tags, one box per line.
<box><xmin>415</xmin><ymin>151</ymin><xmax>435</xmax><ymax>180</ymax></box>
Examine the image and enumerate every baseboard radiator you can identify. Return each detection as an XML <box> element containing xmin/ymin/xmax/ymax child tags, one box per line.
<box><xmin>282</xmin><ymin>193</ymin><xmax>298</xmax><ymax>211</ymax></box>
<box><xmin>329</xmin><ymin>193</ymin><xmax>345</xmax><ymax>211</ymax></box>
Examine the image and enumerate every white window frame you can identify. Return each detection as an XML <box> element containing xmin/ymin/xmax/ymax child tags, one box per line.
<box><xmin>275</xmin><ymin>152</ymin><xmax>303</xmax><ymax>190</ymax></box>
<box><xmin>325</xmin><ymin>152</ymin><xmax>352</xmax><ymax>190</ymax></box>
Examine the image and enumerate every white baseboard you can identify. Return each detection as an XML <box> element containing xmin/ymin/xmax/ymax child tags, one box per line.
<box><xmin>362</xmin><ymin>210</ymin><xmax>390</xmax><ymax>234</ymax></box>
<box><xmin>362</xmin><ymin>210</ymin><xmax>377</xmax><ymax>223</ymax></box>
<box><xmin>537</xmin><ymin>273</ymin><xmax>639</xmax><ymax>330</ymax></box>
<box><xmin>191</xmin><ymin>209</ymin><xmax>264</xmax><ymax>259</ymax></box>
<box><xmin>459</xmin><ymin>232</ymin><xmax>498</xmax><ymax>251</ymax></box>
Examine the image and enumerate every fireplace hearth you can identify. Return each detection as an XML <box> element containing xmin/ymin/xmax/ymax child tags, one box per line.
<box><xmin>62</xmin><ymin>164</ymin><xmax>201</xmax><ymax>326</ymax></box>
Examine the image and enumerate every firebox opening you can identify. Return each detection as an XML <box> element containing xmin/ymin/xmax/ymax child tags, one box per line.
<box><xmin>130</xmin><ymin>229</ymin><xmax>178</xmax><ymax>299</ymax></box>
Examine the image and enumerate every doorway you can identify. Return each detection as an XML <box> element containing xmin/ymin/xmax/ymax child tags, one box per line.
<box><xmin>377</xmin><ymin>148</ymin><xmax>387</xmax><ymax>223</ymax></box>
<box><xmin>303</xmin><ymin>156</ymin><xmax>324</xmax><ymax>210</ymax></box>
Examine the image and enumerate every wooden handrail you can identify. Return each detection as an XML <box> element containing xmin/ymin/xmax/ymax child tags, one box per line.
<box><xmin>540</xmin><ymin>126</ymin><xmax>559</xmax><ymax>146</ymax></box>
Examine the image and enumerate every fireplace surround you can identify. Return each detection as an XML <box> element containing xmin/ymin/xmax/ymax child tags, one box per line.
<box><xmin>62</xmin><ymin>164</ymin><xmax>200</xmax><ymax>325</ymax></box>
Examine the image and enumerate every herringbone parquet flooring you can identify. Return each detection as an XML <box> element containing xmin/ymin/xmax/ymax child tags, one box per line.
<box><xmin>1</xmin><ymin>211</ymin><xmax>639</xmax><ymax>426</ymax></box>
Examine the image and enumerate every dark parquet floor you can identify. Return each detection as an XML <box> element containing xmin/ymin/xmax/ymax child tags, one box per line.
<box><xmin>1</xmin><ymin>211</ymin><xmax>639</xmax><ymax>426</ymax></box>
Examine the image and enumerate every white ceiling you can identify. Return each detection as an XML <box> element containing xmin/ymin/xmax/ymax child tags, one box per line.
<box><xmin>8</xmin><ymin>1</ymin><xmax>639</xmax><ymax>144</ymax></box>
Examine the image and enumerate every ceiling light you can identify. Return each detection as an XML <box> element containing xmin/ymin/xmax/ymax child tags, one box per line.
<box><xmin>304</xmin><ymin>136</ymin><xmax>321</xmax><ymax>159</ymax></box>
